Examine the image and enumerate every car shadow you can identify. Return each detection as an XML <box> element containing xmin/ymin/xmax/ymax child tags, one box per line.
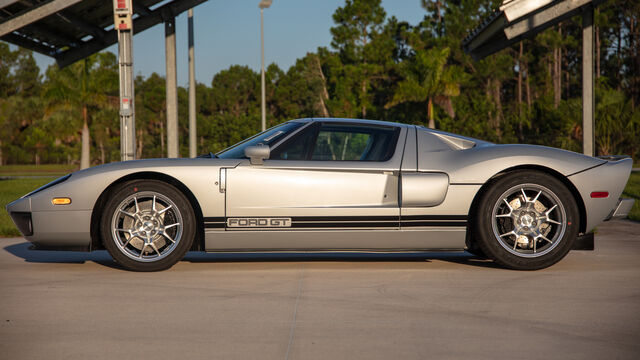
<box><xmin>3</xmin><ymin>241</ymin><xmax>502</xmax><ymax>270</ymax></box>
<box><xmin>3</xmin><ymin>242</ymin><xmax>123</xmax><ymax>269</ymax></box>
<box><xmin>182</xmin><ymin>251</ymin><xmax>501</xmax><ymax>269</ymax></box>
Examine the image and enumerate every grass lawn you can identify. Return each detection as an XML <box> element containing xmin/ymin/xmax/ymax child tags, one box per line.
<box><xmin>0</xmin><ymin>177</ymin><xmax>56</xmax><ymax>237</ymax></box>
<box><xmin>0</xmin><ymin>164</ymin><xmax>76</xmax><ymax>177</ymax></box>
<box><xmin>622</xmin><ymin>172</ymin><xmax>640</xmax><ymax>222</ymax></box>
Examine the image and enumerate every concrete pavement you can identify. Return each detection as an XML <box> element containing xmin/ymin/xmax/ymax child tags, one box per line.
<box><xmin>1</xmin><ymin>220</ymin><xmax>640</xmax><ymax>359</ymax></box>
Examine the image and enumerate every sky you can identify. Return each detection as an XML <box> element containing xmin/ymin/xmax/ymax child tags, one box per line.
<box><xmin>32</xmin><ymin>0</ymin><xmax>426</xmax><ymax>87</ymax></box>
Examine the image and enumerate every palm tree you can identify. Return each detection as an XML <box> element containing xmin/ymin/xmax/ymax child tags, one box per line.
<box><xmin>385</xmin><ymin>47</ymin><xmax>463</xmax><ymax>129</ymax></box>
<box><xmin>43</xmin><ymin>54</ymin><xmax>117</xmax><ymax>169</ymax></box>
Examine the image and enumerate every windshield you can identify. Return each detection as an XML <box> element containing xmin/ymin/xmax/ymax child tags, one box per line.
<box><xmin>216</xmin><ymin>121</ymin><xmax>305</xmax><ymax>159</ymax></box>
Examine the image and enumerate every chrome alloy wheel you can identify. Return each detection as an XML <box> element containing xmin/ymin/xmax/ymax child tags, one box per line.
<box><xmin>110</xmin><ymin>191</ymin><xmax>183</xmax><ymax>262</ymax></box>
<box><xmin>491</xmin><ymin>184</ymin><xmax>567</xmax><ymax>258</ymax></box>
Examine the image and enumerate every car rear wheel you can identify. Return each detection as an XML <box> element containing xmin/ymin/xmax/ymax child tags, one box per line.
<box><xmin>474</xmin><ymin>171</ymin><xmax>579</xmax><ymax>270</ymax></box>
<box><xmin>101</xmin><ymin>180</ymin><xmax>195</xmax><ymax>271</ymax></box>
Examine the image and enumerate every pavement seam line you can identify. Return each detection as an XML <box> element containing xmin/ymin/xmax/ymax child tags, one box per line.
<box><xmin>285</xmin><ymin>263</ymin><xmax>305</xmax><ymax>360</ymax></box>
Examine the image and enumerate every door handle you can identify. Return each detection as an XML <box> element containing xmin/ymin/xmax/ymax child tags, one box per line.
<box><xmin>219</xmin><ymin>168</ymin><xmax>226</xmax><ymax>193</ymax></box>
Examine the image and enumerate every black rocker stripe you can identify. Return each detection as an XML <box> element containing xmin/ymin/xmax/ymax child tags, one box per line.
<box><xmin>292</xmin><ymin>215</ymin><xmax>466</xmax><ymax>226</ymax></box>
<box><xmin>400</xmin><ymin>221</ymin><xmax>467</xmax><ymax>227</ymax></box>
<box><xmin>400</xmin><ymin>215</ymin><xmax>467</xmax><ymax>228</ymax></box>
<box><xmin>292</xmin><ymin>215</ymin><xmax>398</xmax><ymax>228</ymax></box>
<box><xmin>203</xmin><ymin>215</ymin><xmax>466</xmax><ymax>229</ymax></box>
<box><xmin>291</xmin><ymin>222</ymin><xmax>398</xmax><ymax>228</ymax></box>
<box><xmin>204</xmin><ymin>217</ymin><xmax>225</xmax><ymax>229</ymax></box>
<box><xmin>292</xmin><ymin>215</ymin><xmax>398</xmax><ymax>222</ymax></box>
<box><xmin>401</xmin><ymin>215</ymin><xmax>468</xmax><ymax>221</ymax></box>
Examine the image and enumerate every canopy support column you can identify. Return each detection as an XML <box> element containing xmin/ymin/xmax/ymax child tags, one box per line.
<box><xmin>582</xmin><ymin>5</ymin><xmax>595</xmax><ymax>157</ymax></box>
<box><xmin>165</xmin><ymin>17</ymin><xmax>179</xmax><ymax>158</ymax></box>
<box><xmin>118</xmin><ymin>29</ymin><xmax>136</xmax><ymax>161</ymax></box>
<box><xmin>115</xmin><ymin>0</ymin><xmax>136</xmax><ymax>161</ymax></box>
<box><xmin>188</xmin><ymin>9</ymin><xmax>197</xmax><ymax>158</ymax></box>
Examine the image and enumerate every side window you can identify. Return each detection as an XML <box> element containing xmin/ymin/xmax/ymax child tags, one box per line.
<box><xmin>271</xmin><ymin>123</ymin><xmax>399</xmax><ymax>161</ymax></box>
<box><xmin>217</xmin><ymin>121</ymin><xmax>304</xmax><ymax>159</ymax></box>
<box><xmin>312</xmin><ymin>124</ymin><xmax>398</xmax><ymax>161</ymax></box>
<box><xmin>312</xmin><ymin>131</ymin><xmax>371</xmax><ymax>160</ymax></box>
<box><xmin>270</xmin><ymin>124</ymin><xmax>317</xmax><ymax>160</ymax></box>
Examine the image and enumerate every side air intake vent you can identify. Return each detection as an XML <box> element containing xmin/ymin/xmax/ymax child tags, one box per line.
<box><xmin>431</xmin><ymin>133</ymin><xmax>476</xmax><ymax>150</ymax></box>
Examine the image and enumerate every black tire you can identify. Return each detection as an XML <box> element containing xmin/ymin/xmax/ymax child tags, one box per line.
<box><xmin>474</xmin><ymin>171</ymin><xmax>579</xmax><ymax>270</ymax></box>
<box><xmin>101</xmin><ymin>179</ymin><xmax>195</xmax><ymax>271</ymax></box>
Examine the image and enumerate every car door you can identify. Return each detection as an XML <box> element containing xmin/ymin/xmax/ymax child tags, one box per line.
<box><xmin>224</xmin><ymin>121</ymin><xmax>406</xmax><ymax>230</ymax></box>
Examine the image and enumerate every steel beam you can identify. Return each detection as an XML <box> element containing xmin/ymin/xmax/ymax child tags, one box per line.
<box><xmin>26</xmin><ymin>22</ymin><xmax>77</xmax><ymax>46</ymax></box>
<box><xmin>465</xmin><ymin>16</ymin><xmax>507</xmax><ymax>54</ymax></box>
<box><xmin>165</xmin><ymin>17</ymin><xmax>179</xmax><ymax>158</ymax></box>
<box><xmin>0</xmin><ymin>1</ymin><xmax>21</xmax><ymax>9</ymax></box>
<box><xmin>133</xmin><ymin>3</ymin><xmax>151</xmax><ymax>17</ymax></box>
<box><xmin>188</xmin><ymin>8</ymin><xmax>196</xmax><ymax>158</ymax></box>
<box><xmin>582</xmin><ymin>5</ymin><xmax>594</xmax><ymax>157</ymax></box>
<box><xmin>504</xmin><ymin>0</ymin><xmax>591</xmax><ymax>40</ymax></box>
<box><xmin>0</xmin><ymin>32</ymin><xmax>56</xmax><ymax>55</ymax></box>
<box><xmin>56</xmin><ymin>0</ymin><xmax>207</xmax><ymax>67</ymax></box>
<box><xmin>465</xmin><ymin>0</ymin><xmax>607</xmax><ymax>61</ymax></box>
<box><xmin>56</xmin><ymin>11</ymin><xmax>107</xmax><ymax>40</ymax></box>
<box><xmin>500</xmin><ymin>0</ymin><xmax>554</xmax><ymax>23</ymax></box>
<box><xmin>0</xmin><ymin>0</ymin><xmax>82</xmax><ymax>37</ymax></box>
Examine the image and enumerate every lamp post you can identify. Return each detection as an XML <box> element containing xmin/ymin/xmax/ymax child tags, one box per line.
<box><xmin>259</xmin><ymin>0</ymin><xmax>272</xmax><ymax>132</ymax></box>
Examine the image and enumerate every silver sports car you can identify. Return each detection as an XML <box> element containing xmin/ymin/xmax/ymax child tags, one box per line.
<box><xmin>7</xmin><ymin>118</ymin><xmax>635</xmax><ymax>271</ymax></box>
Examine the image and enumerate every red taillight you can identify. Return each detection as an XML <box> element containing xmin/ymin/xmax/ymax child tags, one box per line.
<box><xmin>590</xmin><ymin>191</ymin><xmax>609</xmax><ymax>198</ymax></box>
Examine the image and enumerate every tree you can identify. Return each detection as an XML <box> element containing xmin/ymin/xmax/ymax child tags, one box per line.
<box><xmin>0</xmin><ymin>45</ymin><xmax>43</xmax><ymax>165</ymax></box>
<box><xmin>272</xmin><ymin>53</ymin><xmax>330</xmax><ymax>120</ymax></box>
<box><xmin>385</xmin><ymin>47</ymin><xmax>464</xmax><ymax>128</ymax></box>
<box><xmin>1</xmin><ymin>0</ymin><xmax>639</xmax><ymax>166</ymax></box>
<box><xmin>0</xmin><ymin>42</ymin><xmax>18</xmax><ymax>98</ymax></box>
<box><xmin>208</xmin><ymin>65</ymin><xmax>259</xmax><ymax>118</ymax></box>
<box><xmin>43</xmin><ymin>53</ymin><xmax>118</xmax><ymax>168</ymax></box>
<box><xmin>135</xmin><ymin>73</ymin><xmax>167</xmax><ymax>158</ymax></box>
<box><xmin>595</xmin><ymin>87</ymin><xmax>640</xmax><ymax>157</ymax></box>
<box><xmin>199</xmin><ymin>65</ymin><xmax>261</xmax><ymax>152</ymax></box>
<box><xmin>330</xmin><ymin>0</ymin><xmax>387</xmax><ymax>118</ymax></box>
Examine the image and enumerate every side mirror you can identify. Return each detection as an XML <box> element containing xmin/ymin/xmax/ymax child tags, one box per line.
<box><xmin>245</xmin><ymin>145</ymin><xmax>270</xmax><ymax>165</ymax></box>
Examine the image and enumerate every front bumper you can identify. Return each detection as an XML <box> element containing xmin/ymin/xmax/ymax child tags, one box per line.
<box><xmin>605</xmin><ymin>198</ymin><xmax>635</xmax><ymax>221</ymax></box>
<box><xmin>9</xmin><ymin>212</ymin><xmax>33</xmax><ymax>236</ymax></box>
<box><xmin>7</xmin><ymin>209</ymin><xmax>89</xmax><ymax>251</ymax></box>
<box><xmin>7</xmin><ymin>199</ymin><xmax>93</xmax><ymax>251</ymax></box>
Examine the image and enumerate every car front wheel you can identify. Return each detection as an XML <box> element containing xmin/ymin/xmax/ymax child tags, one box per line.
<box><xmin>101</xmin><ymin>180</ymin><xmax>195</xmax><ymax>271</ymax></box>
<box><xmin>474</xmin><ymin>171</ymin><xmax>579</xmax><ymax>270</ymax></box>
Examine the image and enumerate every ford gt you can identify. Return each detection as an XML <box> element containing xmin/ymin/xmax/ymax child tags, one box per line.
<box><xmin>6</xmin><ymin>118</ymin><xmax>635</xmax><ymax>271</ymax></box>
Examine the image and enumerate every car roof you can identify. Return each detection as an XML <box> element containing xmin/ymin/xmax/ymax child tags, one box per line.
<box><xmin>291</xmin><ymin>118</ymin><xmax>412</xmax><ymax>128</ymax></box>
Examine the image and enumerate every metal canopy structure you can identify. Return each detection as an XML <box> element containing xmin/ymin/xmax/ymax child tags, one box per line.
<box><xmin>462</xmin><ymin>0</ymin><xmax>604</xmax><ymax>60</ymax></box>
<box><xmin>0</xmin><ymin>0</ymin><xmax>206</xmax><ymax>67</ymax></box>
<box><xmin>462</xmin><ymin>0</ymin><xmax>605</xmax><ymax>157</ymax></box>
<box><xmin>1</xmin><ymin>0</ymin><xmax>205</xmax><ymax>163</ymax></box>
